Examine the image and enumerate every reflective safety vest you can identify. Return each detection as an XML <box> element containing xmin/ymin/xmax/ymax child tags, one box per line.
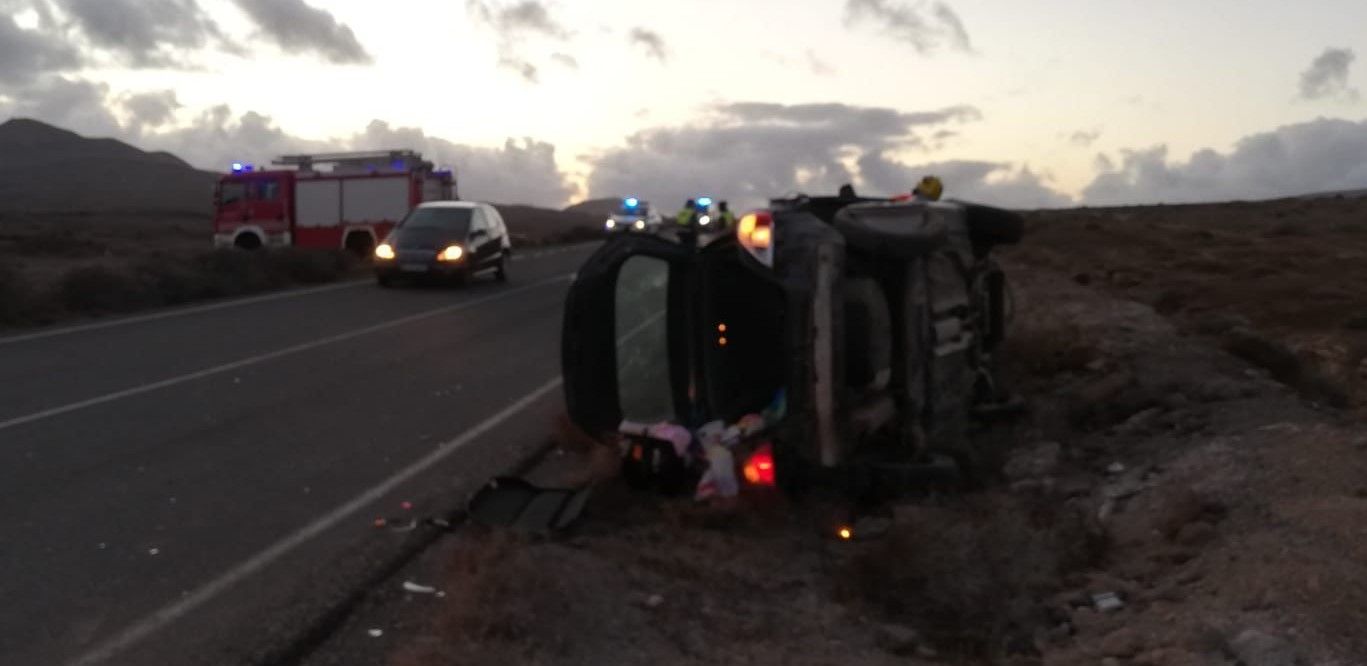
<box><xmin>675</xmin><ymin>209</ymin><xmax>695</xmax><ymax>226</ymax></box>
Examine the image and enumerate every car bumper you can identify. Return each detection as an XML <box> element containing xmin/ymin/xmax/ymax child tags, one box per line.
<box><xmin>374</xmin><ymin>259</ymin><xmax>467</xmax><ymax>278</ymax></box>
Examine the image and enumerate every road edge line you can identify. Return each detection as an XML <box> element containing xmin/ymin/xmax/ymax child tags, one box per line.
<box><xmin>68</xmin><ymin>376</ymin><xmax>564</xmax><ymax>666</ymax></box>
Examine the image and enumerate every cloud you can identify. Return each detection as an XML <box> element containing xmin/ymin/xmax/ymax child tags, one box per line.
<box><xmin>1299</xmin><ymin>48</ymin><xmax>1357</xmax><ymax>101</ymax></box>
<box><xmin>0</xmin><ymin>13</ymin><xmax>81</xmax><ymax>84</ymax></box>
<box><xmin>467</xmin><ymin>0</ymin><xmax>571</xmax><ymax>83</ymax></box>
<box><xmin>805</xmin><ymin>50</ymin><xmax>835</xmax><ymax>76</ymax></box>
<box><xmin>1067</xmin><ymin>129</ymin><xmax>1101</xmax><ymax>147</ymax></box>
<box><xmin>627</xmin><ymin>27</ymin><xmax>668</xmax><ymax>62</ymax></box>
<box><xmin>498</xmin><ymin>57</ymin><xmax>539</xmax><ymax>83</ymax></box>
<box><xmin>0</xmin><ymin>76</ymin><xmax>120</xmax><ymax>136</ymax></box>
<box><xmin>762</xmin><ymin>49</ymin><xmax>836</xmax><ymax>76</ymax></box>
<box><xmin>120</xmin><ymin>90</ymin><xmax>182</xmax><ymax>129</ymax></box>
<box><xmin>860</xmin><ymin>156</ymin><xmax>1072</xmax><ymax>209</ymax></box>
<box><xmin>1082</xmin><ymin>117</ymin><xmax>1367</xmax><ymax>205</ymax></box>
<box><xmin>49</xmin><ymin>0</ymin><xmax>224</xmax><ymax>67</ymax></box>
<box><xmin>469</xmin><ymin>0</ymin><xmax>567</xmax><ymax>37</ymax></box>
<box><xmin>231</xmin><ymin>0</ymin><xmax>372</xmax><ymax>64</ymax></box>
<box><xmin>585</xmin><ymin>101</ymin><xmax>995</xmax><ymax>209</ymax></box>
<box><xmin>931</xmin><ymin>2</ymin><xmax>972</xmax><ymax>52</ymax></box>
<box><xmin>348</xmin><ymin>120</ymin><xmax>577</xmax><ymax>206</ymax></box>
<box><xmin>551</xmin><ymin>52</ymin><xmax>578</xmax><ymax>69</ymax></box>
<box><xmin>844</xmin><ymin>0</ymin><xmax>973</xmax><ymax>54</ymax></box>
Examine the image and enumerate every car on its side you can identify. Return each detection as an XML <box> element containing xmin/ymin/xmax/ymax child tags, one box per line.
<box><xmin>373</xmin><ymin>201</ymin><xmax>512</xmax><ymax>287</ymax></box>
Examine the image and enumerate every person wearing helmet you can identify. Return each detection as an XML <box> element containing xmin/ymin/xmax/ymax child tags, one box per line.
<box><xmin>912</xmin><ymin>175</ymin><xmax>944</xmax><ymax>202</ymax></box>
<box><xmin>716</xmin><ymin>201</ymin><xmax>736</xmax><ymax>229</ymax></box>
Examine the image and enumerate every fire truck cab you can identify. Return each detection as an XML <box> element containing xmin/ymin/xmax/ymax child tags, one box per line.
<box><xmin>213</xmin><ymin>150</ymin><xmax>456</xmax><ymax>254</ymax></box>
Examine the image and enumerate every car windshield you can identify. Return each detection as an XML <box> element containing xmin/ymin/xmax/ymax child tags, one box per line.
<box><xmin>398</xmin><ymin>207</ymin><xmax>472</xmax><ymax>234</ymax></box>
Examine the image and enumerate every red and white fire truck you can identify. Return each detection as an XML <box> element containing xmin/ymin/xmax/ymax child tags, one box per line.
<box><xmin>212</xmin><ymin>150</ymin><xmax>457</xmax><ymax>253</ymax></box>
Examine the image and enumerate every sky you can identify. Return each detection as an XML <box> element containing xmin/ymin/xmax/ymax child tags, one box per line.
<box><xmin>2</xmin><ymin>0</ymin><xmax>1367</xmax><ymax>209</ymax></box>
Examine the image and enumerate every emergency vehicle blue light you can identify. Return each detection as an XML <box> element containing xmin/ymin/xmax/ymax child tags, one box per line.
<box><xmin>231</xmin><ymin>162</ymin><xmax>243</xmax><ymax>172</ymax></box>
<box><xmin>391</xmin><ymin>160</ymin><xmax>405</xmax><ymax>171</ymax></box>
<box><xmin>697</xmin><ymin>196</ymin><xmax>713</xmax><ymax>207</ymax></box>
<box><xmin>243</xmin><ymin>164</ymin><xmax>254</xmax><ymax>173</ymax></box>
<box><xmin>624</xmin><ymin>197</ymin><xmax>639</xmax><ymax>208</ymax></box>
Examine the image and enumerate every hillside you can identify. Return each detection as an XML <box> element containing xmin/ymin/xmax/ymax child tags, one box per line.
<box><xmin>0</xmin><ymin>118</ymin><xmax>219</xmax><ymax>215</ymax></box>
<box><xmin>494</xmin><ymin>203</ymin><xmax>603</xmax><ymax>244</ymax></box>
<box><xmin>563</xmin><ymin>197</ymin><xmax>620</xmax><ymax>218</ymax></box>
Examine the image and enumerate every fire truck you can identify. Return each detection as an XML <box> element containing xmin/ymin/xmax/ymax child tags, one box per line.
<box><xmin>212</xmin><ymin>150</ymin><xmax>457</xmax><ymax>253</ymax></box>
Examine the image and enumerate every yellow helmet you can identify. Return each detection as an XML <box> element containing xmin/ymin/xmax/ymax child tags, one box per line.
<box><xmin>914</xmin><ymin>175</ymin><xmax>944</xmax><ymax>201</ymax></box>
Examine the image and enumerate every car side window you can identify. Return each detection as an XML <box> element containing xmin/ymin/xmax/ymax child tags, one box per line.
<box><xmin>470</xmin><ymin>209</ymin><xmax>487</xmax><ymax>234</ymax></box>
<box><xmin>485</xmin><ymin>207</ymin><xmax>505</xmax><ymax>237</ymax></box>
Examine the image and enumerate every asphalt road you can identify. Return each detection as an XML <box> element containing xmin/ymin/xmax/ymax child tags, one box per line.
<box><xmin>0</xmin><ymin>244</ymin><xmax>598</xmax><ymax>666</ymax></box>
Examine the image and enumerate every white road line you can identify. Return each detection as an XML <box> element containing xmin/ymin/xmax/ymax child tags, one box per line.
<box><xmin>68</xmin><ymin>376</ymin><xmax>564</xmax><ymax>666</ymax></box>
<box><xmin>0</xmin><ymin>275</ymin><xmax>572</xmax><ymax>433</ymax></box>
<box><xmin>0</xmin><ymin>279</ymin><xmax>369</xmax><ymax>347</ymax></box>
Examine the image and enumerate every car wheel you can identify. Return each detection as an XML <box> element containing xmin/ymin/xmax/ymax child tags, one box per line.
<box><xmin>495</xmin><ymin>253</ymin><xmax>510</xmax><ymax>282</ymax></box>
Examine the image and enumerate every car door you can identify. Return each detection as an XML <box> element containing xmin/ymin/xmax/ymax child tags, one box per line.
<box><xmin>562</xmin><ymin>234</ymin><xmax>694</xmax><ymax>433</ymax></box>
<box><xmin>485</xmin><ymin>206</ymin><xmax>510</xmax><ymax>251</ymax></box>
<box><xmin>468</xmin><ymin>208</ymin><xmax>492</xmax><ymax>267</ymax></box>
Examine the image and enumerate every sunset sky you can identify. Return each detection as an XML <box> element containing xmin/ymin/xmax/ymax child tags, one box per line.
<box><xmin>3</xmin><ymin>0</ymin><xmax>1367</xmax><ymax>208</ymax></box>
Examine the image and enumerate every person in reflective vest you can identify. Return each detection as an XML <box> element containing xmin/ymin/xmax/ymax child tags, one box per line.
<box><xmin>717</xmin><ymin>201</ymin><xmax>737</xmax><ymax>229</ymax></box>
<box><xmin>675</xmin><ymin>199</ymin><xmax>696</xmax><ymax>226</ymax></box>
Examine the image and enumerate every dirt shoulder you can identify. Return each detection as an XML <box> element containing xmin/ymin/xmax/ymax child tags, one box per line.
<box><xmin>304</xmin><ymin>202</ymin><xmax>1367</xmax><ymax>665</ymax></box>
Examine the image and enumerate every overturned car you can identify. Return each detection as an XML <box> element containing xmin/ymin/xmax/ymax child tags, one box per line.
<box><xmin>561</xmin><ymin>190</ymin><xmax>1025</xmax><ymax>500</ymax></box>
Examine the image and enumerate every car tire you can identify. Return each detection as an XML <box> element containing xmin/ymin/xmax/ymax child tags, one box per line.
<box><xmin>495</xmin><ymin>253</ymin><xmax>510</xmax><ymax>282</ymax></box>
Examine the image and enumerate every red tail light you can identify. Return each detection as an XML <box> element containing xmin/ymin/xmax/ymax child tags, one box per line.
<box><xmin>742</xmin><ymin>442</ymin><xmax>776</xmax><ymax>486</ymax></box>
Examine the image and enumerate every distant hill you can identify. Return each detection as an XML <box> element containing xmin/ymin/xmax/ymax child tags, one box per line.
<box><xmin>563</xmin><ymin>198</ymin><xmax>621</xmax><ymax>218</ymax></box>
<box><xmin>0</xmin><ymin>118</ymin><xmax>218</xmax><ymax>215</ymax></box>
<box><xmin>494</xmin><ymin>203</ymin><xmax>603</xmax><ymax>243</ymax></box>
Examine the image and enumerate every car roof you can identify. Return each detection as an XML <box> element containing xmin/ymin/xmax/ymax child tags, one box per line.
<box><xmin>415</xmin><ymin>200</ymin><xmax>484</xmax><ymax>209</ymax></box>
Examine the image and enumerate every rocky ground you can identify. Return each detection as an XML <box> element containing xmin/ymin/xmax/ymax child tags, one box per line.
<box><xmin>304</xmin><ymin>198</ymin><xmax>1367</xmax><ymax>666</ymax></box>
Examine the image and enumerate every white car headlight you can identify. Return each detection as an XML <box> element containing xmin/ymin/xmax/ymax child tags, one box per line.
<box><xmin>699</xmin><ymin>215</ymin><xmax>711</xmax><ymax>226</ymax></box>
<box><xmin>633</xmin><ymin>220</ymin><xmax>645</xmax><ymax>230</ymax></box>
<box><xmin>605</xmin><ymin>219</ymin><xmax>616</xmax><ymax>229</ymax></box>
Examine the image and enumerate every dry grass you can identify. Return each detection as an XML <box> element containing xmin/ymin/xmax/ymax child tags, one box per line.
<box><xmin>1</xmin><ymin>247</ymin><xmax>357</xmax><ymax>323</ymax></box>
<box><xmin>1006</xmin><ymin>197</ymin><xmax>1367</xmax><ymax>408</ymax></box>
<box><xmin>836</xmin><ymin>494</ymin><xmax>1104</xmax><ymax>660</ymax></box>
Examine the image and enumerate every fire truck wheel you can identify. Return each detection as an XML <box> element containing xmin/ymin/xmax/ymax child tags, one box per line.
<box><xmin>495</xmin><ymin>253</ymin><xmax>510</xmax><ymax>282</ymax></box>
<box><xmin>233</xmin><ymin>233</ymin><xmax>262</xmax><ymax>250</ymax></box>
<box><xmin>344</xmin><ymin>232</ymin><xmax>375</xmax><ymax>257</ymax></box>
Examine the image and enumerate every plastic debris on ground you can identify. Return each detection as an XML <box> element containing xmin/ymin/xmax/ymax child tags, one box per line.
<box><xmin>694</xmin><ymin>444</ymin><xmax>739</xmax><ymax>500</ymax></box>
<box><xmin>402</xmin><ymin>581</ymin><xmax>444</xmax><ymax>597</ymax></box>
<box><xmin>1092</xmin><ymin>591</ymin><xmax>1125</xmax><ymax>612</ymax></box>
<box><xmin>367</xmin><ymin>628</ymin><xmax>383</xmax><ymax>638</ymax></box>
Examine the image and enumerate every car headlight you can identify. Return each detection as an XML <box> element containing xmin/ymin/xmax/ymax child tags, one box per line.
<box><xmin>374</xmin><ymin>243</ymin><xmax>395</xmax><ymax>260</ymax></box>
<box><xmin>699</xmin><ymin>215</ymin><xmax>711</xmax><ymax>226</ymax></box>
<box><xmin>633</xmin><ymin>220</ymin><xmax>645</xmax><ymax>230</ymax></box>
<box><xmin>605</xmin><ymin>219</ymin><xmax>616</xmax><ymax>230</ymax></box>
<box><xmin>438</xmin><ymin>245</ymin><xmax>464</xmax><ymax>261</ymax></box>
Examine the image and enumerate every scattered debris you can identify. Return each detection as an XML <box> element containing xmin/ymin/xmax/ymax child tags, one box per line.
<box><xmin>402</xmin><ymin>581</ymin><xmax>440</xmax><ymax>595</ymax></box>
<box><xmin>1092</xmin><ymin>591</ymin><xmax>1125</xmax><ymax>613</ymax></box>
<box><xmin>645</xmin><ymin>594</ymin><xmax>664</xmax><ymax>609</ymax></box>
<box><xmin>1106</xmin><ymin>461</ymin><xmax>1126</xmax><ymax>475</ymax></box>
<box><xmin>367</xmin><ymin>628</ymin><xmax>383</xmax><ymax>638</ymax></box>
<box><xmin>147</xmin><ymin>548</ymin><xmax>160</xmax><ymax>556</ymax></box>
